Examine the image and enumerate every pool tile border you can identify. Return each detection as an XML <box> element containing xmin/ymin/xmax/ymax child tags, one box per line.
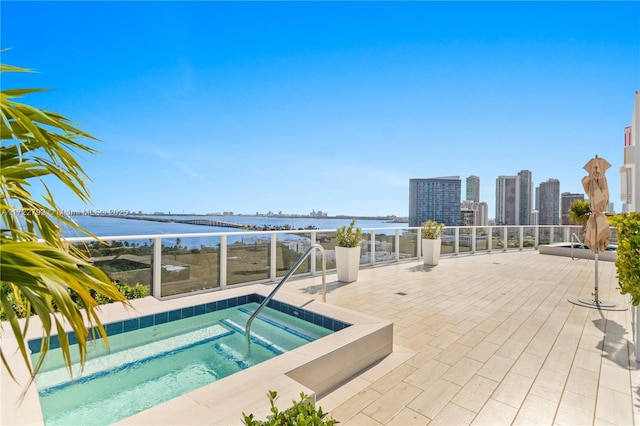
<box><xmin>29</xmin><ymin>294</ymin><xmax>351</xmax><ymax>354</ymax></box>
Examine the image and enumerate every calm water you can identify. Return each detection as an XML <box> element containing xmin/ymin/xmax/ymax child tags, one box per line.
<box><xmin>34</xmin><ymin>302</ymin><xmax>333</xmax><ymax>425</ymax></box>
<box><xmin>63</xmin><ymin>215</ymin><xmax>408</xmax><ymax>238</ymax></box>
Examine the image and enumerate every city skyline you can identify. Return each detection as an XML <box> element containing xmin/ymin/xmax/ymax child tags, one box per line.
<box><xmin>2</xmin><ymin>2</ymin><xmax>638</xmax><ymax>218</ymax></box>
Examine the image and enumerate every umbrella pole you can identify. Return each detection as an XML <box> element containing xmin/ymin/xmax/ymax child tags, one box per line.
<box><xmin>594</xmin><ymin>251</ymin><xmax>599</xmax><ymax>304</ymax></box>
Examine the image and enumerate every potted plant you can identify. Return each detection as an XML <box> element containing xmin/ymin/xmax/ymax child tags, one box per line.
<box><xmin>421</xmin><ymin>220</ymin><xmax>445</xmax><ymax>266</ymax></box>
<box><xmin>335</xmin><ymin>218</ymin><xmax>362</xmax><ymax>283</ymax></box>
<box><xmin>609</xmin><ymin>213</ymin><xmax>640</xmax><ymax>360</ymax></box>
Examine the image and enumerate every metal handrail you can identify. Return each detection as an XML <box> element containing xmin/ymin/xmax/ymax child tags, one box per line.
<box><xmin>571</xmin><ymin>233</ymin><xmax>588</xmax><ymax>260</ymax></box>
<box><xmin>245</xmin><ymin>243</ymin><xmax>326</xmax><ymax>346</ymax></box>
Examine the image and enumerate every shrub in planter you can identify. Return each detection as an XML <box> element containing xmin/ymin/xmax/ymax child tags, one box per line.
<box><xmin>335</xmin><ymin>219</ymin><xmax>362</xmax><ymax>282</ymax></box>
<box><xmin>421</xmin><ymin>220</ymin><xmax>445</xmax><ymax>240</ymax></box>
<box><xmin>609</xmin><ymin>213</ymin><xmax>640</xmax><ymax>304</ymax></box>
<box><xmin>336</xmin><ymin>219</ymin><xmax>362</xmax><ymax>248</ymax></box>
<box><xmin>242</xmin><ymin>391</ymin><xmax>338</xmax><ymax>426</ymax></box>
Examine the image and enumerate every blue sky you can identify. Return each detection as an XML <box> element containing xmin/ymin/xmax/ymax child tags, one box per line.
<box><xmin>2</xmin><ymin>1</ymin><xmax>639</xmax><ymax>218</ymax></box>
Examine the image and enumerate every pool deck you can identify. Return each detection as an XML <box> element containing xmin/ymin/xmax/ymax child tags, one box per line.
<box><xmin>285</xmin><ymin>250</ymin><xmax>638</xmax><ymax>425</ymax></box>
<box><xmin>2</xmin><ymin>250</ymin><xmax>638</xmax><ymax>425</ymax></box>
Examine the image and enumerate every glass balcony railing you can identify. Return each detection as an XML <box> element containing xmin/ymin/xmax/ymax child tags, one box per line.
<box><xmin>66</xmin><ymin>225</ymin><xmax>590</xmax><ymax>300</ymax></box>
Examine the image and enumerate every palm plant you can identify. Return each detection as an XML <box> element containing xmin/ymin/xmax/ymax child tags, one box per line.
<box><xmin>568</xmin><ymin>199</ymin><xmax>591</xmax><ymax>233</ymax></box>
<box><xmin>1</xmin><ymin>59</ymin><xmax>127</xmax><ymax>389</ymax></box>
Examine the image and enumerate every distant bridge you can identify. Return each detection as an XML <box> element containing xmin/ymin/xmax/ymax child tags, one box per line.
<box><xmin>176</xmin><ymin>219</ymin><xmax>246</xmax><ymax>229</ymax></box>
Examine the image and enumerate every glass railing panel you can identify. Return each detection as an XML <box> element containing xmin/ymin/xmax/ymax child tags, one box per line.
<box><xmin>79</xmin><ymin>239</ymin><xmax>154</xmax><ymax>294</ymax></box>
<box><xmin>361</xmin><ymin>231</ymin><xmax>373</xmax><ymax>265</ymax></box>
<box><xmin>227</xmin><ymin>234</ymin><xmax>269</xmax><ymax>285</ymax></box>
<box><xmin>315</xmin><ymin>230</ymin><xmax>337</xmax><ymax>270</ymax></box>
<box><xmin>373</xmin><ymin>229</ymin><xmax>396</xmax><ymax>263</ymax></box>
<box><xmin>506</xmin><ymin>227</ymin><xmax>520</xmax><ymax>249</ymax></box>
<box><xmin>475</xmin><ymin>227</ymin><xmax>490</xmax><ymax>252</ymax></box>
<box><xmin>538</xmin><ymin>227</ymin><xmax>551</xmax><ymax>245</ymax></box>
<box><xmin>160</xmin><ymin>236</ymin><xmax>220</xmax><ymax>297</ymax></box>
<box><xmin>275</xmin><ymin>232</ymin><xmax>312</xmax><ymax>278</ymax></box>
<box><xmin>553</xmin><ymin>227</ymin><xmax>565</xmax><ymax>243</ymax></box>
<box><xmin>492</xmin><ymin>227</ymin><xmax>505</xmax><ymax>250</ymax></box>
<box><xmin>523</xmin><ymin>227</ymin><xmax>536</xmax><ymax>248</ymax></box>
<box><xmin>441</xmin><ymin>228</ymin><xmax>455</xmax><ymax>255</ymax></box>
<box><xmin>459</xmin><ymin>227</ymin><xmax>472</xmax><ymax>253</ymax></box>
<box><xmin>399</xmin><ymin>229</ymin><xmax>418</xmax><ymax>259</ymax></box>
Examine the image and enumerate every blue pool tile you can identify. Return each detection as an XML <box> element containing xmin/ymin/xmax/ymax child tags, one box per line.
<box><xmin>194</xmin><ymin>304</ymin><xmax>206</xmax><ymax>315</ymax></box>
<box><xmin>313</xmin><ymin>314</ymin><xmax>323</xmax><ymax>327</ymax></box>
<box><xmin>106</xmin><ymin>322</ymin><xmax>123</xmax><ymax>335</ymax></box>
<box><xmin>68</xmin><ymin>332</ymin><xmax>78</xmax><ymax>345</ymax></box>
<box><xmin>227</xmin><ymin>297</ymin><xmax>238</xmax><ymax>308</ymax></box>
<box><xmin>323</xmin><ymin>317</ymin><xmax>334</xmax><ymax>330</ymax></box>
<box><xmin>140</xmin><ymin>315</ymin><xmax>154</xmax><ymax>329</ymax></box>
<box><xmin>28</xmin><ymin>339</ymin><xmax>42</xmax><ymax>354</ymax></box>
<box><xmin>123</xmin><ymin>318</ymin><xmax>139</xmax><ymax>332</ymax></box>
<box><xmin>168</xmin><ymin>309</ymin><xmax>182</xmax><ymax>322</ymax></box>
<box><xmin>205</xmin><ymin>302</ymin><xmax>216</xmax><ymax>313</ymax></box>
<box><xmin>182</xmin><ymin>306</ymin><xmax>195</xmax><ymax>318</ymax></box>
<box><xmin>217</xmin><ymin>299</ymin><xmax>228</xmax><ymax>310</ymax></box>
<box><xmin>49</xmin><ymin>334</ymin><xmax>60</xmax><ymax>350</ymax></box>
<box><xmin>154</xmin><ymin>312</ymin><xmax>168</xmax><ymax>325</ymax></box>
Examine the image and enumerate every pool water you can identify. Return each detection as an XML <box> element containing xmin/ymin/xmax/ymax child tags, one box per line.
<box><xmin>31</xmin><ymin>302</ymin><xmax>335</xmax><ymax>425</ymax></box>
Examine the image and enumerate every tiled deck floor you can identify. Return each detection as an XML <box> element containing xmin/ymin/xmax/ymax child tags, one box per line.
<box><xmin>284</xmin><ymin>250</ymin><xmax>638</xmax><ymax>425</ymax></box>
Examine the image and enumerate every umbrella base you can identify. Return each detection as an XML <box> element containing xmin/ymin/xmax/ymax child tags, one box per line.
<box><xmin>568</xmin><ymin>298</ymin><xmax>627</xmax><ymax>311</ymax></box>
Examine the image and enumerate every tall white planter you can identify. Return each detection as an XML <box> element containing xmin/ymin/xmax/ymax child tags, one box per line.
<box><xmin>335</xmin><ymin>246</ymin><xmax>361</xmax><ymax>283</ymax></box>
<box><xmin>422</xmin><ymin>238</ymin><xmax>442</xmax><ymax>266</ymax></box>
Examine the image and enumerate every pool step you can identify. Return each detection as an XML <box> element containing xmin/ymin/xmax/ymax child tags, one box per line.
<box><xmin>237</xmin><ymin>307</ymin><xmax>316</xmax><ymax>342</ymax></box>
<box><xmin>219</xmin><ymin>319</ymin><xmax>285</xmax><ymax>355</ymax></box>
<box><xmin>36</xmin><ymin>324</ymin><xmax>233</xmax><ymax>393</ymax></box>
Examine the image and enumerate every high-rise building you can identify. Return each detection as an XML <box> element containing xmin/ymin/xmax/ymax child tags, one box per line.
<box><xmin>561</xmin><ymin>192</ymin><xmax>585</xmax><ymax>225</ymax></box>
<box><xmin>466</xmin><ymin>175</ymin><xmax>480</xmax><ymax>202</ymax></box>
<box><xmin>620</xmin><ymin>90</ymin><xmax>640</xmax><ymax>212</ymax></box>
<box><xmin>409</xmin><ymin>177</ymin><xmax>461</xmax><ymax>227</ymax></box>
<box><xmin>478</xmin><ymin>202</ymin><xmax>489</xmax><ymax>226</ymax></box>
<box><xmin>495</xmin><ymin>176</ymin><xmax>519</xmax><ymax>225</ymax></box>
<box><xmin>539</xmin><ymin>178</ymin><xmax>561</xmax><ymax>225</ymax></box>
<box><xmin>518</xmin><ymin>170</ymin><xmax>533</xmax><ymax>225</ymax></box>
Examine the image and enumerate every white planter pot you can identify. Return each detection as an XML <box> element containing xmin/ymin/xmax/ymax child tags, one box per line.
<box><xmin>422</xmin><ymin>238</ymin><xmax>442</xmax><ymax>266</ymax></box>
<box><xmin>335</xmin><ymin>246</ymin><xmax>361</xmax><ymax>283</ymax></box>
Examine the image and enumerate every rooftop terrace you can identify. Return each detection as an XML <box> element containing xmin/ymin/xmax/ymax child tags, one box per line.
<box><xmin>2</xmin><ymin>249</ymin><xmax>637</xmax><ymax>425</ymax></box>
<box><xmin>286</xmin><ymin>250</ymin><xmax>637</xmax><ymax>425</ymax></box>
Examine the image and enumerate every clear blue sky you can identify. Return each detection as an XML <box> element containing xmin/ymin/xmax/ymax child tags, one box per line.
<box><xmin>2</xmin><ymin>1</ymin><xmax>639</xmax><ymax>218</ymax></box>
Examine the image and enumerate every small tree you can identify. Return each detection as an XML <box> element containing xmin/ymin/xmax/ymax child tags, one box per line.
<box><xmin>568</xmin><ymin>199</ymin><xmax>590</xmax><ymax>233</ymax></box>
<box><xmin>1</xmin><ymin>59</ymin><xmax>128</xmax><ymax>388</ymax></box>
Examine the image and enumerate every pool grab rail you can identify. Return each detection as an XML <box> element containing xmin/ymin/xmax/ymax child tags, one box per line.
<box><xmin>245</xmin><ymin>243</ymin><xmax>326</xmax><ymax>346</ymax></box>
<box><xmin>570</xmin><ymin>233</ymin><xmax>588</xmax><ymax>261</ymax></box>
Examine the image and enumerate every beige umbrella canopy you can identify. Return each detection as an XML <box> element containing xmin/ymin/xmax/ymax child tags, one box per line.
<box><xmin>581</xmin><ymin>155</ymin><xmax>611</xmax><ymax>252</ymax></box>
<box><xmin>569</xmin><ymin>155</ymin><xmax>624</xmax><ymax>310</ymax></box>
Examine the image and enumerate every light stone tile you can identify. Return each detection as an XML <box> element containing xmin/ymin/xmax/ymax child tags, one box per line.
<box><xmin>387</xmin><ymin>407</ymin><xmax>431</xmax><ymax>425</ymax></box>
<box><xmin>457</xmin><ymin>330</ymin><xmax>490</xmax><ymax>347</ymax></box>
<box><xmin>466</xmin><ymin>341</ymin><xmax>500</xmax><ymax>363</ymax></box>
<box><xmin>404</xmin><ymin>359</ymin><xmax>451</xmax><ymax>390</ymax></box>
<box><xmin>494</xmin><ymin>338</ymin><xmax>527</xmax><ymax>360</ymax></box>
<box><xmin>529</xmin><ymin>367</ymin><xmax>568</xmax><ymax>403</ymax></box>
<box><xmin>408</xmin><ymin>378</ymin><xmax>461</xmax><ymax>419</ymax></box>
<box><xmin>362</xmin><ymin>382</ymin><xmax>422</xmax><ymax>425</ymax></box>
<box><xmin>492</xmin><ymin>372</ymin><xmax>534</xmax><ymax>409</ymax></box>
<box><xmin>510</xmin><ymin>351</ymin><xmax>545</xmax><ymax>379</ymax></box>
<box><xmin>434</xmin><ymin>342</ymin><xmax>473</xmax><ymax>366</ymax></box>
<box><xmin>342</xmin><ymin>412</ymin><xmax>383</xmax><ymax>425</ymax></box>
<box><xmin>451</xmin><ymin>375</ymin><xmax>499</xmax><ymax>413</ymax></box>
<box><xmin>477</xmin><ymin>354</ymin><xmax>514</xmax><ymax>382</ymax></box>
<box><xmin>599</xmin><ymin>362</ymin><xmax>632</xmax><ymax>394</ymax></box>
<box><xmin>554</xmin><ymin>389</ymin><xmax>595</xmax><ymax>426</ymax></box>
<box><xmin>595</xmin><ymin>387</ymin><xmax>634</xmax><ymax>425</ymax></box>
<box><xmin>441</xmin><ymin>357</ymin><xmax>483</xmax><ymax>387</ymax></box>
<box><xmin>471</xmin><ymin>398</ymin><xmax>517</xmax><ymax>425</ymax></box>
<box><xmin>430</xmin><ymin>331</ymin><xmax>464</xmax><ymax>350</ymax></box>
<box><xmin>565</xmin><ymin>365</ymin><xmax>599</xmax><ymax>400</ymax></box>
<box><xmin>405</xmin><ymin>345</ymin><xmax>443</xmax><ymax>368</ymax></box>
<box><xmin>429</xmin><ymin>403</ymin><xmax>476</xmax><ymax>425</ymax></box>
<box><xmin>329</xmin><ymin>387</ymin><xmax>382</xmax><ymax>424</ymax></box>
<box><xmin>369</xmin><ymin>363</ymin><xmax>418</xmax><ymax>394</ymax></box>
<box><xmin>512</xmin><ymin>393</ymin><xmax>558</xmax><ymax>425</ymax></box>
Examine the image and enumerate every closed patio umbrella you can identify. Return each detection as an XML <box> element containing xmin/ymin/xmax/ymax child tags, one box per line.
<box><xmin>570</xmin><ymin>155</ymin><xmax>624</xmax><ymax>310</ymax></box>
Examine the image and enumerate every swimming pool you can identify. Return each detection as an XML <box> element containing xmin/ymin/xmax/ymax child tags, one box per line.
<box><xmin>29</xmin><ymin>295</ymin><xmax>348</xmax><ymax>425</ymax></box>
<box><xmin>539</xmin><ymin>242</ymin><xmax>617</xmax><ymax>261</ymax></box>
<box><xmin>3</xmin><ymin>284</ymin><xmax>393</xmax><ymax>425</ymax></box>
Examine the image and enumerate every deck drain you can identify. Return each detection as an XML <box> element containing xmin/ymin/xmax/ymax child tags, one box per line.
<box><xmin>395</xmin><ymin>292</ymin><xmax>408</xmax><ymax>296</ymax></box>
